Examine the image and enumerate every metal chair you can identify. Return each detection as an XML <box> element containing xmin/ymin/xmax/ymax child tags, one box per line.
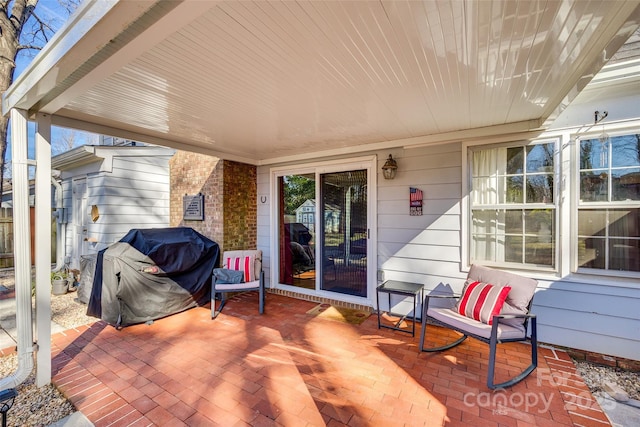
<box><xmin>419</xmin><ymin>264</ymin><xmax>538</xmax><ymax>389</ymax></box>
<box><xmin>211</xmin><ymin>250</ymin><xmax>265</xmax><ymax>319</ymax></box>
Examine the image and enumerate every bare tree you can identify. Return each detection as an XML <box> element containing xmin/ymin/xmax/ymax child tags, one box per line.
<box><xmin>52</xmin><ymin>127</ymin><xmax>91</xmax><ymax>155</ymax></box>
<box><xmin>0</xmin><ymin>0</ymin><xmax>79</xmax><ymax>191</ymax></box>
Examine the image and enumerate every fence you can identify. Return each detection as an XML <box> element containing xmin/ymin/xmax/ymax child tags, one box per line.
<box><xmin>0</xmin><ymin>208</ymin><xmax>13</xmax><ymax>268</ymax></box>
<box><xmin>0</xmin><ymin>207</ymin><xmax>56</xmax><ymax>269</ymax></box>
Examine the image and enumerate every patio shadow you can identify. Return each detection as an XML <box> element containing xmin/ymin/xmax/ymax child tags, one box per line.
<box><xmin>50</xmin><ymin>293</ymin><xmax>610</xmax><ymax>426</ymax></box>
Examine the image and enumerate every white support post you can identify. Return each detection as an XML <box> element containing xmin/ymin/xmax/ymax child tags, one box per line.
<box><xmin>35</xmin><ymin>113</ymin><xmax>52</xmax><ymax>387</ymax></box>
<box><xmin>0</xmin><ymin>109</ymin><xmax>34</xmax><ymax>391</ymax></box>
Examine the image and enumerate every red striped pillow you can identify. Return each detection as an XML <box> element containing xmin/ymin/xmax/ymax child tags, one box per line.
<box><xmin>226</xmin><ymin>255</ymin><xmax>255</xmax><ymax>282</ymax></box>
<box><xmin>456</xmin><ymin>281</ymin><xmax>511</xmax><ymax>325</ymax></box>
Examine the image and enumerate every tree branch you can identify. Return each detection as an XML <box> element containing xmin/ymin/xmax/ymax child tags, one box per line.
<box><xmin>17</xmin><ymin>44</ymin><xmax>41</xmax><ymax>51</ymax></box>
<box><xmin>9</xmin><ymin>0</ymin><xmax>38</xmax><ymax>32</ymax></box>
<box><xmin>29</xmin><ymin>10</ymin><xmax>52</xmax><ymax>43</ymax></box>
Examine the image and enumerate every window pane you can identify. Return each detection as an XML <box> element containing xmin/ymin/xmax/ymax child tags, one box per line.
<box><xmin>526</xmin><ymin>143</ymin><xmax>554</xmax><ymax>172</ymax></box>
<box><xmin>525</xmin><ymin>236</ymin><xmax>555</xmax><ymax>266</ymax></box>
<box><xmin>609</xmin><ymin>209</ymin><xmax>640</xmax><ymax>238</ymax></box>
<box><xmin>523</xmin><ymin>210</ymin><xmax>554</xmax><ymax>267</ymax></box>
<box><xmin>504</xmin><ymin>210</ymin><xmax>522</xmax><ymax>233</ymax></box>
<box><xmin>506</xmin><ymin>147</ymin><xmax>524</xmax><ymax>174</ymax></box>
<box><xmin>580</xmin><ymin>139</ymin><xmax>608</xmax><ymax>169</ymax></box>
<box><xmin>609</xmin><ymin>239</ymin><xmax>640</xmax><ymax>272</ymax></box>
<box><xmin>472</xmin><ymin>209</ymin><xmax>498</xmax><ymax>234</ymax></box>
<box><xmin>504</xmin><ymin>235</ymin><xmax>522</xmax><ymax>263</ymax></box>
<box><xmin>525</xmin><ymin>209</ymin><xmax>552</xmax><ymax>235</ymax></box>
<box><xmin>471</xmin><ymin>234</ymin><xmax>497</xmax><ymax>262</ymax></box>
<box><xmin>611</xmin><ymin>134</ymin><xmax>640</xmax><ymax>168</ymax></box>
<box><xmin>471</xmin><ymin>209</ymin><xmax>507</xmax><ymax>263</ymax></box>
<box><xmin>578</xmin><ymin>210</ymin><xmax>606</xmax><ymax>237</ymax></box>
<box><xmin>580</xmin><ymin>171</ymin><xmax>608</xmax><ymax>201</ymax></box>
<box><xmin>505</xmin><ymin>176</ymin><xmax>523</xmax><ymax>203</ymax></box>
<box><xmin>612</xmin><ymin>168</ymin><xmax>640</xmax><ymax>201</ymax></box>
<box><xmin>526</xmin><ymin>174</ymin><xmax>553</xmax><ymax>203</ymax></box>
<box><xmin>578</xmin><ymin>237</ymin><xmax>605</xmax><ymax>269</ymax></box>
<box><xmin>472</xmin><ymin>177</ymin><xmax>497</xmax><ymax>205</ymax></box>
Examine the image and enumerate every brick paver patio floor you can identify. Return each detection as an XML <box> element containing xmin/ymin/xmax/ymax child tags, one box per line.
<box><xmin>51</xmin><ymin>292</ymin><xmax>611</xmax><ymax>426</ymax></box>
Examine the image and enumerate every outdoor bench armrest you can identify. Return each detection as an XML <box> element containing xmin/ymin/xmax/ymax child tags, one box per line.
<box><xmin>492</xmin><ymin>313</ymin><xmax>536</xmax><ymax>321</ymax></box>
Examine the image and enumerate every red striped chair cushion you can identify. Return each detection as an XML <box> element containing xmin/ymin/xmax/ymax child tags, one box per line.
<box><xmin>226</xmin><ymin>255</ymin><xmax>255</xmax><ymax>282</ymax></box>
<box><xmin>456</xmin><ymin>281</ymin><xmax>511</xmax><ymax>325</ymax></box>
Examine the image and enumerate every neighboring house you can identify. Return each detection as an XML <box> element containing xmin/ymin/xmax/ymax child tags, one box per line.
<box><xmin>295</xmin><ymin>199</ymin><xmax>315</xmax><ymax>232</ymax></box>
<box><xmin>51</xmin><ymin>140</ymin><xmax>174</xmax><ymax>270</ymax></box>
<box><xmin>294</xmin><ymin>199</ymin><xmax>341</xmax><ymax>234</ymax></box>
<box><xmin>4</xmin><ymin>1</ymin><xmax>640</xmax><ymax>388</ymax></box>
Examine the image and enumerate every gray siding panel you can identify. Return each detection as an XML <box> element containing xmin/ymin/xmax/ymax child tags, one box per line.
<box><xmin>378</xmin><ymin>228</ymin><xmax>460</xmax><ymax>246</ymax></box>
<box><xmin>533</xmin><ymin>285</ymin><xmax>638</xmax><ymax>318</ymax></box>
<box><xmin>379</xmin><ymin>213</ymin><xmax>460</xmax><ymax>230</ymax></box>
<box><xmin>379</xmin><ymin>242</ymin><xmax>461</xmax><ymax>263</ymax></box>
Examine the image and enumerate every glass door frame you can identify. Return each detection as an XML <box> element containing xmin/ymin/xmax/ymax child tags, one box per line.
<box><xmin>270</xmin><ymin>156</ymin><xmax>377</xmax><ymax>307</ymax></box>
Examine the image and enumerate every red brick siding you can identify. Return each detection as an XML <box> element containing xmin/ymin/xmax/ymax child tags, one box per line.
<box><xmin>169</xmin><ymin>152</ymin><xmax>257</xmax><ymax>254</ymax></box>
<box><xmin>222</xmin><ymin>160</ymin><xmax>257</xmax><ymax>251</ymax></box>
<box><xmin>169</xmin><ymin>151</ymin><xmax>224</xmax><ymax>245</ymax></box>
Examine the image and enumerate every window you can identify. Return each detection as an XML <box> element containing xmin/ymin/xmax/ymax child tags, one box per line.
<box><xmin>469</xmin><ymin>142</ymin><xmax>556</xmax><ymax>269</ymax></box>
<box><xmin>578</xmin><ymin>133</ymin><xmax>640</xmax><ymax>272</ymax></box>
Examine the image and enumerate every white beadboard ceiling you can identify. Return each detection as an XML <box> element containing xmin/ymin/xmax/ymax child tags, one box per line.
<box><xmin>5</xmin><ymin>0</ymin><xmax>640</xmax><ymax>164</ymax></box>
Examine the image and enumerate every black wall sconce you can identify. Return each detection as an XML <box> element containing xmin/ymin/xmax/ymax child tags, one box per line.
<box><xmin>382</xmin><ymin>154</ymin><xmax>398</xmax><ymax>180</ymax></box>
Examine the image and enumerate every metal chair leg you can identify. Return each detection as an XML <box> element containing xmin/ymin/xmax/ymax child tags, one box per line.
<box><xmin>487</xmin><ymin>318</ymin><xmax>538</xmax><ymax>389</ymax></box>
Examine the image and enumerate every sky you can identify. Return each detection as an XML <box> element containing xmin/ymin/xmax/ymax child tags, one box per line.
<box><xmin>5</xmin><ymin>0</ymin><xmax>99</xmax><ymax>170</ymax></box>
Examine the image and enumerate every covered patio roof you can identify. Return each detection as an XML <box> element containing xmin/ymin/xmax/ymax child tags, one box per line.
<box><xmin>4</xmin><ymin>0</ymin><xmax>640</xmax><ymax>164</ymax></box>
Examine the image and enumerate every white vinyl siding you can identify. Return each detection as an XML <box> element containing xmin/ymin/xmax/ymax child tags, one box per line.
<box><xmin>257</xmin><ymin>166</ymin><xmax>271</xmax><ymax>289</ymax></box>
<box><xmin>62</xmin><ymin>154</ymin><xmax>172</xmax><ymax>269</ymax></box>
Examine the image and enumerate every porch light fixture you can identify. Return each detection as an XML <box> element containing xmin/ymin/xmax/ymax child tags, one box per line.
<box><xmin>382</xmin><ymin>154</ymin><xmax>398</xmax><ymax>180</ymax></box>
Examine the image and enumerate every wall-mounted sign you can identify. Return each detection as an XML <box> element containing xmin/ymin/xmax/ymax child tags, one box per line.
<box><xmin>183</xmin><ymin>193</ymin><xmax>204</xmax><ymax>221</ymax></box>
<box><xmin>410</xmin><ymin>187</ymin><xmax>423</xmax><ymax>216</ymax></box>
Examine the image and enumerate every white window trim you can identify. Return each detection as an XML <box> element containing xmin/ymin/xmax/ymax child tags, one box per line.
<box><xmin>462</xmin><ymin>138</ymin><xmax>561</xmax><ymax>274</ymax></box>
<box><xmin>461</xmin><ymin>121</ymin><xmax>640</xmax><ymax>287</ymax></box>
<box><xmin>572</xmin><ymin>126</ymin><xmax>640</xmax><ymax>279</ymax></box>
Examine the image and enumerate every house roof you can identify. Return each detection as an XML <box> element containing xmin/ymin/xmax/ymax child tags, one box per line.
<box><xmin>51</xmin><ymin>145</ymin><xmax>174</xmax><ymax>171</ymax></box>
<box><xmin>4</xmin><ymin>0</ymin><xmax>640</xmax><ymax>165</ymax></box>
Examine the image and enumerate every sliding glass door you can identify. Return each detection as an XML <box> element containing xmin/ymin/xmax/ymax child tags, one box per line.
<box><xmin>320</xmin><ymin>170</ymin><xmax>367</xmax><ymax>297</ymax></box>
<box><xmin>278</xmin><ymin>173</ymin><xmax>317</xmax><ymax>290</ymax></box>
<box><xmin>276</xmin><ymin>161</ymin><xmax>372</xmax><ymax>300</ymax></box>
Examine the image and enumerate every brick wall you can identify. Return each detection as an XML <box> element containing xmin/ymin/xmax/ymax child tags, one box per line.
<box><xmin>222</xmin><ymin>160</ymin><xmax>257</xmax><ymax>251</ymax></box>
<box><xmin>169</xmin><ymin>152</ymin><xmax>257</xmax><ymax>255</ymax></box>
<box><xmin>565</xmin><ymin>347</ymin><xmax>640</xmax><ymax>372</ymax></box>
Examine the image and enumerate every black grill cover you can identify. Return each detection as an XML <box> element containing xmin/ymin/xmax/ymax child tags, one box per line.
<box><xmin>87</xmin><ymin>227</ymin><xmax>219</xmax><ymax>327</ymax></box>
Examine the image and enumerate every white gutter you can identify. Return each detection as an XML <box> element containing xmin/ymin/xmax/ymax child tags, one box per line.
<box><xmin>51</xmin><ymin>176</ymin><xmax>65</xmax><ymax>271</ymax></box>
<box><xmin>0</xmin><ymin>109</ymin><xmax>34</xmax><ymax>391</ymax></box>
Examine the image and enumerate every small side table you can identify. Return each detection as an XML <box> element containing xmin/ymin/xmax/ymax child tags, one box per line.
<box><xmin>376</xmin><ymin>280</ymin><xmax>423</xmax><ymax>336</ymax></box>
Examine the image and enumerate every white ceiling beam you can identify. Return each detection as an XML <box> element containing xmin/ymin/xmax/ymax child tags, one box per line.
<box><xmin>51</xmin><ymin>114</ymin><xmax>257</xmax><ymax>165</ymax></box>
<box><xmin>258</xmin><ymin>120</ymin><xmax>544</xmax><ymax>165</ymax></box>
